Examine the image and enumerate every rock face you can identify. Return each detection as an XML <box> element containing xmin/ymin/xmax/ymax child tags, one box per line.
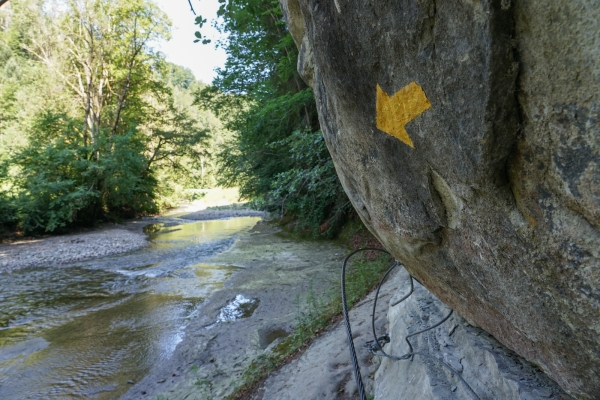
<box><xmin>254</xmin><ymin>267</ymin><xmax>573</xmax><ymax>400</ymax></box>
<box><xmin>279</xmin><ymin>0</ymin><xmax>600</xmax><ymax>398</ymax></box>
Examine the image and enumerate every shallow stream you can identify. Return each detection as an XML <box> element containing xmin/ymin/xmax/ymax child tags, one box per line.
<box><xmin>0</xmin><ymin>217</ymin><xmax>261</xmax><ymax>399</ymax></box>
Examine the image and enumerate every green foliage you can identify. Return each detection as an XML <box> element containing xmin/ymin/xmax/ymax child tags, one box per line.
<box><xmin>198</xmin><ymin>0</ymin><xmax>351</xmax><ymax>235</ymax></box>
<box><xmin>10</xmin><ymin>111</ymin><xmax>160</xmax><ymax>232</ymax></box>
<box><xmin>213</xmin><ymin>89</ymin><xmax>316</xmax><ymax>200</ymax></box>
<box><xmin>166</xmin><ymin>63</ymin><xmax>196</xmax><ymax>90</ymax></box>
<box><xmin>0</xmin><ymin>0</ymin><xmax>216</xmax><ymax>234</ymax></box>
<box><xmin>13</xmin><ymin>113</ymin><xmax>101</xmax><ymax>232</ymax></box>
<box><xmin>153</xmin><ymin>62</ymin><xmax>224</xmax><ymax>205</ymax></box>
<box><xmin>0</xmin><ymin>155</ymin><xmax>18</xmax><ymax>232</ymax></box>
<box><xmin>267</xmin><ymin>129</ymin><xmax>350</xmax><ymax>235</ymax></box>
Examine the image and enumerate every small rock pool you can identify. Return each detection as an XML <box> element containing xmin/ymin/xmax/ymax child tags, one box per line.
<box><xmin>0</xmin><ymin>217</ymin><xmax>261</xmax><ymax>399</ymax></box>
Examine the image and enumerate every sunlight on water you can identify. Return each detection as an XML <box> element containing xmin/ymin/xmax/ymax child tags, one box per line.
<box><xmin>0</xmin><ymin>217</ymin><xmax>260</xmax><ymax>400</ymax></box>
<box><xmin>150</xmin><ymin>217</ymin><xmax>262</xmax><ymax>249</ymax></box>
<box><xmin>205</xmin><ymin>294</ymin><xmax>260</xmax><ymax>330</ymax></box>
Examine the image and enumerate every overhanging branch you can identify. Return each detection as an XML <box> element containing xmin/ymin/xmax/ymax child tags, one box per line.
<box><xmin>187</xmin><ymin>0</ymin><xmax>196</xmax><ymax>15</ymax></box>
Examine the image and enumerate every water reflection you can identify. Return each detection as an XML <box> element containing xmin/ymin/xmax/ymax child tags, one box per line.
<box><xmin>0</xmin><ymin>217</ymin><xmax>260</xmax><ymax>399</ymax></box>
<box><xmin>149</xmin><ymin>217</ymin><xmax>261</xmax><ymax>250</ymax></box>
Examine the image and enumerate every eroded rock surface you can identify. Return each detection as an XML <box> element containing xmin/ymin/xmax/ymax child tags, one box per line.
<box><xmin>377</xmin><ymin>268</ymin><xmax>572</xmax><ymax>400</ymax></box>
<box><xmin>280</xmin><ymin>0</ymin><xmax>600</xmax><ymax>397</ymax></box>
<box><xmin>253</xmin><ymin>267</ymin><xmax>571</xmax><ymax>400</ymax></box>
<box><xmin>122</xmin><ymin>222</ymin><xmax>346</xmax><ymax>400</ymax></box>
<box><xmin>253</xmin><ymin>267</ymin><xmax>404</xmax><ymax>400</ymax></box>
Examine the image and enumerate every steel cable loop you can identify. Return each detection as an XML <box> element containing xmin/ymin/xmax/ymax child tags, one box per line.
<box><xmin>369</xmin><ymin>258</ymin><xmax>481</xmax><ymax>400</ymax></box>
<box><xmin>342</xmin><ymin>248</ymin><xmax>481</xmax><ymax>400</ymax></box>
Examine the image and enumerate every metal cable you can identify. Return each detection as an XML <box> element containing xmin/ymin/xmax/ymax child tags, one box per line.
<box><xmin>342</xmin><ymin>248</ymin><xmax>481</xmax><ymax>400</ymax></box>
<box><xmin>342</xmin><ymin>248</ymin><xmax>389</xmax><ymax>400</ymax></box>
<box><xmin>368</xmin><ymin>262</ymin><xmax>479</xmax><ymax>399</ymax></box>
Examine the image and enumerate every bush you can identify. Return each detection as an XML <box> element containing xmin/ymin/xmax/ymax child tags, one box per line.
<box><xmin>6</xmin><ymin>113</ymin><xmax>159</xmax><ymax>233</ymax></box>
<box><xmin>266</xmin><ymin>129</ymin><xmax>351</xmax><ymax>236</ymax></box>
<box><xmin>198</xmin><ymin>0</ymin><xmax>353</xmax><ymax>237</ymax></box>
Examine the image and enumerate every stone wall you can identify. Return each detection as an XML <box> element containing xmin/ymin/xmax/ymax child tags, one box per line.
<box><xmin>279</xmin><ymin>0</ymin><xmax>600</xmax><ymax>398</ymax></box>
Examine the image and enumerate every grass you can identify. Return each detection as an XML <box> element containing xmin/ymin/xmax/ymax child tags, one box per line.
<box><xmin>225</xmin><ymin>252</ymin><xmax>394</xmax><ymax>400</ymax></box>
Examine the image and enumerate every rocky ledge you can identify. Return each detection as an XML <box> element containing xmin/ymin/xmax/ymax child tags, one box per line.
<box><xmin>376</xmin><ymin>268</ymin><xmax>572</xmax><ymax>400</ymax></box>
<box><xmin>279</xmin><ymin>0</ymin><xmax>600</xmax><ymax>397</ymax></box>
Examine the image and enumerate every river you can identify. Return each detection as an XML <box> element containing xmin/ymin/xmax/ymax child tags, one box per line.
<box><xmin>0</xmin><ymin>217</ymin><xmax>262</xmax><ymax>399</ymax></box>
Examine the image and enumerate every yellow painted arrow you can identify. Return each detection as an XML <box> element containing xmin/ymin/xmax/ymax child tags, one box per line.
<box><xmin>376</xmin><ymin>82</ymin><xmax>431</xmax><ymax>148</ymax></box>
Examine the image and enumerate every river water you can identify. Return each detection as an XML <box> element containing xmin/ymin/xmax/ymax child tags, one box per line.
<box><xmin>0</xmin><ymin>216</ymin><xmax>262</xmax><ymax>399</ymax></box>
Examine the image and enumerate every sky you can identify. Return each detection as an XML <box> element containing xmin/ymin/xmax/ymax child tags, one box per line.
<box><xmin>153</xmin><ymin>0</ymin><xmax>227</xmax><ymax>84</ymax></box>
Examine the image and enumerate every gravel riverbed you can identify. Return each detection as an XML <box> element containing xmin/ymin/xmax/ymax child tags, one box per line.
<box><xmin>0</xmin><ymin>206</ymin><xmax>266</xmax><ymax>274</ymax></box>
<box><xmin>180</xmin><ymin>208</ymin><xmax>265</xmax><ymax>221</ymax></box>
<box><xmin>0</xmin><ymin>229</ymin><xmax>149</xmax><ymax>274</ymax></box>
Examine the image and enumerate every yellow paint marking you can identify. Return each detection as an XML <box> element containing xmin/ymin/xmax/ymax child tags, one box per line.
<box><xmin>376</xmin><ymin>82</ymin><xmax>431</xmax><ymax>148</ymax></box>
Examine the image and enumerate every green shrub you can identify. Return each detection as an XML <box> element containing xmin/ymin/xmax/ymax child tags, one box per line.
<box><xmin>8</xmin><ymin>113</ymin><xmax>159</xmax><ymax>233</ymax></box>
<box><xmin>266</xmin><ymin>129</ymin><xmax>351</xmax><ymax>236</ymax></box>
<box><xmin>198</xmin><ymin>0</ymin><xmax>352</xmax><ymax>235</ymax></box>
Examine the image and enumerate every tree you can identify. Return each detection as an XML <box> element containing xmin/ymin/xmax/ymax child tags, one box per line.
<box><xmin>197</xmin><ymin>0</ymin><xmax>350</xmax><ymax>235</ymax></box>
<box><xmin>0</xmin><ymin>0</ymin><xmax>210</xmax><ymax>233</ymax></box>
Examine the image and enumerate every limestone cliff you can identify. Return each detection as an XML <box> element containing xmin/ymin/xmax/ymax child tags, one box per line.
<box><xmin>279</xmin><ymin>0</ymin><xmax>600</xmax><ymax>398</ymax></box>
